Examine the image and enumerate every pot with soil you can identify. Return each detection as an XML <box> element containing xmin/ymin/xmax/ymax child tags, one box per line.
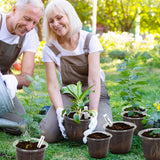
<box><xmin>87</xmin><ymin>131</ymin><xmax>112</xmax><ymax>159</ymax></box>
<box><xmin>61</xmin><ymin>81</ymin><xmax>96</xmax><ymax>141</ymax></box>
<box><xmin>122</xmin><ymin>111</ymin><xmax>147</xmax><ymax>135</ymax></box>
<box><xmin>138</xmin><ymin>128</ymin><xmax>160</xmax><ymax>160</ymax></box>
<box><xmin>64</xmin><ymin>112</ymin><xmax>90</xmax><ymax>141</ymax></box>
<box><xmin>13</xmin><ymin>138</ymin><xmax>48</xmax><ymax>160</ymax></box>
<box><xmin>104</xmin><ymin>121</ymin><xmax>136</xmax><ymax>154</ymax></box>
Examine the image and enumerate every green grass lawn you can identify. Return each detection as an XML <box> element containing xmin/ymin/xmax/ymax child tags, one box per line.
<box><xmin>0</xmin><ymin>60</ymin><xmax>160</xmax><ymax>160</ymax></box>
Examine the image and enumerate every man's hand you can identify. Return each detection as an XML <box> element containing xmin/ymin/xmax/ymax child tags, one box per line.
<box><xmin>2</xmin><ymin>75</ymin><xmax>18</xmax><ymax>99</ymax></box>
<box><xmin>56</xmin><ymin>107</ymin><xmax>67</xmax><ymax>138</ymax></box>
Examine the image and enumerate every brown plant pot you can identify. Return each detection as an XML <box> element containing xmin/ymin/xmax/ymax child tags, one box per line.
<box><xmin>13</xmin><ymin>138</ymin><xmax>48</xmax><ymax>160</ymax></box>
<box><xmin>87</xmin><ymin>131</ymin><xmax>112</xmax><ymax>159</ymax></box>
<box><xmin>105</xmin><ymin>121</ymin><xmax>136</xmax><ymax>154</ymax></box>
<box><xmin>122</xmin><ymin>106</ymin><xmax>146</xmax><ymax>112</ymax></box>
<box><xmin>122</xmin><ymin>111</ymin><xmax>147</xmax><ymax>135</ymax></box>
<box><xmin>138</xmin><ymin>128</ymin><xmax>160</xmax><ymax>160</ymax></box>
<box><xmin>64</xmin><ymin>115</ymin><xmax>90</xmax><ymax>141</ymax></box>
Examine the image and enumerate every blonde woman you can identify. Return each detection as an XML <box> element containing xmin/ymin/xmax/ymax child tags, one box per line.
<box><xmin>40</xmin><ymin>0</ymin><xmax>112</xmax><ymax>143</ymax></box>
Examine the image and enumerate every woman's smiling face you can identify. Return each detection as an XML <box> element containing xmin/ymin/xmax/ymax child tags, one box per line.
<box><xmin>47</xmin><ymin>7</ymin><xmax>70</xmax><ymax>37</ymax></box>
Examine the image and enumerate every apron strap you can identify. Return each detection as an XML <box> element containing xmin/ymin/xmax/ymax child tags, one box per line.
<box><xmin>47</xmin><ymin>32</ymin><xmax>93</xmax><ymax>56</ymax></box>
<box><xmin>47</xmin><ymin>43</ymin><xmax>61</xmax><ymax>56</ymax></box>
<box><xmin>18</xmin><ymin>36</ymin><xmax>25</xmax><ymax>48</ymax></box>
<box><xmin>0</xmin><ymin>14</ymin><xmax>2</xmax><ymax>30</ymax></box>
<box><xmin>83</xmin><ymin>33</ymin><xmax>93</xmax><ymax>55</ymax></box>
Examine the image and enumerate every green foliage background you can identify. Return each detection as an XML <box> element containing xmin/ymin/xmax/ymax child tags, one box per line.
<box><xmin>1</xmin><ymin>0</ymin><xmax>160</xmax><ymax>34</ymax></box>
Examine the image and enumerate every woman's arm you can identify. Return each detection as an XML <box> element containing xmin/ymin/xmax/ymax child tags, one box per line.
<box><xmin>88</xmin><ymin>51</ymin><xmax>101</xmax><ymax>112</ymax></box>
<box><xmin>44</xmin><ymin>62</ymin><xmax>64</xmax><ymax>110</ymax></box>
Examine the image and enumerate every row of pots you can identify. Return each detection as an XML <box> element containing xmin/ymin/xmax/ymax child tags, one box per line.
<box><xmin>64</xmin><ymin>106</ymin><xmax>160</xmax><ymax>159</ymax></box>
<box><xmin>13</xmin><ymin>105</ymin><xmax>159</xmax><ymax>160</ymax></box>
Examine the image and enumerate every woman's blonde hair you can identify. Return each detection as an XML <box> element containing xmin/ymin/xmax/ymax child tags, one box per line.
<box><xmin>43</xmin><ymin>0</ymin><xmax>82</xmax><ymax>43</ymax></box>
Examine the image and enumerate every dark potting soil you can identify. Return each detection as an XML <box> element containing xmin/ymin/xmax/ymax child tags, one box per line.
<box><xmin>67</xmin><ymin>112</ymin><xmax>90</xmax><ymax>120</ymax></box>
<box><xmin>106</xmin><ymin>122</ymin><xmax>134</xmax><ymax>130</ymax></box>
<box><xmin>16</xmin><ymin>141</ymin><xmax>45</xmax><ymax>150</ymax></box>
<box><xmin>124</xmin><ymin>112</ymin><xmax>145</xmax><ymax>118</ymax></box>
<box><xmin>88</xmin><ymin>132</ymin><xmax>109</xmax><ymax>139</ymax></box>
<box><xmin>142</xmin><ymin>130</ymin><xmax>160</xmax><ymax>138</ymax></box>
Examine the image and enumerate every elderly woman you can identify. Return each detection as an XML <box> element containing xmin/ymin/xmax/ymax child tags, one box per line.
<box><xmin>39</xmin><ymin>0</ymin><xmax>112</xmax><ymax>143</ymax></box>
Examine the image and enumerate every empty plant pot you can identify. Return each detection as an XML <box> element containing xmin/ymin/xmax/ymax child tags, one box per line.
<box><xmin>105</xmin><ymin>121</ymin><xmax>136</xmax><ymax>154</ymax></box>
<box><xmin>87</xmin><ymin>131</ymin><xmax>112</xmax><ymax>159</ymax></box>
<box><xmin>138</xmin><ymin>128</ymin><xmax>160</xmax><ymax>160</ymax></box>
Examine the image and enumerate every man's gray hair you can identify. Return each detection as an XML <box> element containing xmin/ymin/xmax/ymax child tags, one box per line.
<box><xmin>15</xmin><ymin>0</ymin><xmax>44</xmax><ymax>12</ymax></box>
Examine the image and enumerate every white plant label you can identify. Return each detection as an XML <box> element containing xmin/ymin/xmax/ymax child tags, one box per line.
<box><xmin>103</xmin><ymin>113</ymin><xmax>113</xmax><ymax>127</ymax></box>
<box><xmin>37</xmin><ymin>135</ymin><xmax>45</xmax><ymax>148</ymax></box>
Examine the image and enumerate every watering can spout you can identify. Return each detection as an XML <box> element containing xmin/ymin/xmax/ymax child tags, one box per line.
<box><xmin>0</xmin><ymin>118</ymin><xmax>26</xmax><ymax>133</ymax></box>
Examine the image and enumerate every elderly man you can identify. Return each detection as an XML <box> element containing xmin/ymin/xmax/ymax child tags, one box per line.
<box><xmin>0</xmin><ymin>0</ymin><xmax>44</xmax><ymax>135</ymax></box>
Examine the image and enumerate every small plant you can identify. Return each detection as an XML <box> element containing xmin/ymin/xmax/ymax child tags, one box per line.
<box><xmin>61</xmin><ymin>81</ymin><xmax>95</xmax><ymax>124</ymax></box>
<box><xmin>17</xmin><ymin>75</ymin><xmax>46</xmax><ymax>144</ymax></box>
<box><xmin>142</xmin><ymin>101</ymin><xmax>160</xmax><ymax>136</ymax></box>
<box><xmin>118</xmin><ymin>56</ymin><xmax>147</xmax><ymax>116</ymax></box>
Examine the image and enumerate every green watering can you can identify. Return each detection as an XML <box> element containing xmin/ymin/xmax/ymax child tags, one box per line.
<box><xmin>0</xmin><ymin>72</ymin><xmax>15</xmax><ymax>115</ymax></box>
<box><xmin>0</xmin><ymin>119</ymin><xmax>26</xmax><ymax>133</ymax></box>
<box><xmin>0</xmin><ymin>73</ymin><xmax>26</xmax><ymax>133</ymax></box>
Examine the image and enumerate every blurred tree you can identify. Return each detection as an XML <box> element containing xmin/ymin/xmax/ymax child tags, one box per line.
<box><xmin>1</xmin><ymin>0</ymin><xmax>160</xmax><ymax>36</ymax></box>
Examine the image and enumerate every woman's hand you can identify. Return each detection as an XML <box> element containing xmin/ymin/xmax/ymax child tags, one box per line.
<box><xmin>56</xmin><ymin>107</ymin><xmax>67</xmax><ymax>138</ymax></box>
<box><xmin>83</xmin><ymin>110</ymin><xmax>98</xmax><ymax>143</ymax></box>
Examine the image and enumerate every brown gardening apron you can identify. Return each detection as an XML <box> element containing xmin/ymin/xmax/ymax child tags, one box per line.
<box><xmin>47</xmin><ymin>33</ymin><xmax>110</xmax><ymax>99</ymax></box>
<box><xmin>0</xmin><ymin>14</ymin><xmax>25</xmax><ymax>74</ymax></box>
<box><xmin>0</xmin><ymin>14</ymin><xmax>26</xmax><ymax>135</ymax></box>
<box><xmin>40</xmin><ymin>33</ymin><xmax>112</xmax><ymax>142</ymax></box>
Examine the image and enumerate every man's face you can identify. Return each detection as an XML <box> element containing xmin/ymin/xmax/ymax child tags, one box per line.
<box><xmin>11</xmin><ymin>3</ymin><xmax>42</xmax><ymax>36</ymax></box>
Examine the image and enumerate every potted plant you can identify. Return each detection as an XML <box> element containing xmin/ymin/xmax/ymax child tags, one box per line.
<box><xmin>104</xmin><ymin>121</ymin><xmax>136</xmax><ymax>154</ymax></box>
<box><xmin>61</xmin><ymin>81</ymin><xmax>95</xmax><ymax>141</ymax></box>
<box><xmin>139</xmin><ymin>101</ymin><xmax>160</xmax><ymax>160</ymax></box>
<box><xmin>118</xmin><ymin>56</ymin><xmax>147</xmax><ymax>134</ymax></box>
<box><xmin>118</xmin><ymin>56</ymin><xmax>147</xmax><ymax>113</ymax></box>
<box><xmin>122</xmin><ymin>111</ymin><xmax>147</xmax><ymax>135</ymax></box>
<box><xmin>87</xmin><ymin>131</ymin><xmax>112</xmax><ymax>159</ymax></box>
<box><xmin>13</xmin><ymin>75</ymin><xmax>48</xmax><ymax>160</ymax></box>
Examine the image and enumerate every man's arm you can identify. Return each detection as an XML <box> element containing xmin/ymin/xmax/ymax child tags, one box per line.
<box><xmin>15</xmin><ymin>51</ymin><xmax>35</xmax><ymax>89</ymax></box>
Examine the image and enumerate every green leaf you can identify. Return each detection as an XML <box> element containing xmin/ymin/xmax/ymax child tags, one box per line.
<box><xmin>21</xmin><ymin>114</ymin><xmax>33</xmax><ymax>123</ymax></box>
<box><xmin>128</xmin><ymin>111</ymin><xmax>134</xmax><ymax>116</ymax></box>
<box><xmin>77</xmin><ymin>81</ymin><xmax>82</xmax><ymax>97</ymax></box>
<box><xmin>135</xmin><ymin>81</ymin><xmax>148</xmax><ymax>85</ymax></box>
<box><xmin>73</xmin><ymin>114</ymin><xmax>80</xmax><ymax>124</ymax></box>
<box><xmin>23</xmin><ymin>86</ymin><xmax>32</xmax><ymax>94</ymax></box>
<box><xmin>61</xmin><ymin>84</ymin><xmax>78</xmax><ymax>99</ymax></box>
<box><xmin>26</xmin><ymin>75</ymin><xmax>33</xmax><ymax>82</ymax></box>
<box><xmin>79</xmin><ymin>84</ymin><xmax>95</xmax><ymax>101</ymax></box>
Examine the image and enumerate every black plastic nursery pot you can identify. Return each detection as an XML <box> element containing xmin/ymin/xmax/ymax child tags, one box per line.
<box><xmin>105</xmin><ymin>121</ymin><xmax>136</xmax><ymax>154</ymax></box>
<box><xmin>64</xmin><ymin>115</ymin><xmax>90</xmax><ymax>141</ymax></box>
<box><xmin>138</xmin><ymin>128</ymin><xmax>160</xmax><ymax>160</ymax></box>
<box><xmin>87</xmin><ymin>131</ymin><xmax>112</xmax><ymax>159</ymax></box>
<box><xmin>13</xmin><ymin>138</ymin><xmax>48</xmax><ymax>160</ymax></box>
